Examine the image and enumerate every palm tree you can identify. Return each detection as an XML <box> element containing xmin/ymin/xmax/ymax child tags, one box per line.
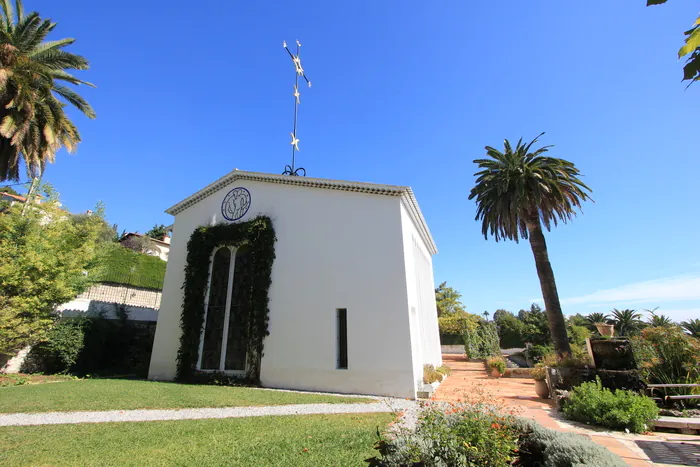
<box><xmin>585</xmin><ymin>312</ymin><xmax>610</xmax><ymax>327</ymax></box>
<box><xmin>681</xmin><ymin>318</ymin><xmax>700</xmax><ymax>338</ymax></box>
<box><xmin>0</xmin><ymin>0</ymin><xmax>95</xmax><ymax>182</ymax></box>
<box><xmin>610</xmin><ymin>309</ymin><xmax>644</xmax><ymax>336</ymax></box>
<box><xmin>468</xmin><ymin>133</ymin><xmax>592</xmax><ymax>357</ymax></box>
<box><xmin>647</xmin><ymin>311</ymin><xmax>674</xmax><ymax>328</ymax></box>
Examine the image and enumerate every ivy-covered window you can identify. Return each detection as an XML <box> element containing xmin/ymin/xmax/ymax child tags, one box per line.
<box><xmin>198</xmin><ymin>245</ymin><xmax>251</xmax><ymax>373</ymax></box>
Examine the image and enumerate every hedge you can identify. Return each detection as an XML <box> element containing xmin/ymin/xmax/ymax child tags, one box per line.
<box><xmin>94</xmin><ymin>244</ymin><xmax>166</xmax><ymax>290</ymax></box>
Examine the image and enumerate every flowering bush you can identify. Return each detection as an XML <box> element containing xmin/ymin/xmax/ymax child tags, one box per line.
<box><xmin>367</xmin><ymin>403</ymin><xmax>518</xmax><ymax>466</ymax></box>
<box><xmin>367</xmin><ymin>402</ymin><xmax>627</xmax><ymax>466</ymax></box>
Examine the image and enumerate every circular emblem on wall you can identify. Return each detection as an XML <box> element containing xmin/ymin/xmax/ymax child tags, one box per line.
<box><xmin>221</xmin><ymin>187</ymin><xmax>251</xmax><ymax>221</ymax></box>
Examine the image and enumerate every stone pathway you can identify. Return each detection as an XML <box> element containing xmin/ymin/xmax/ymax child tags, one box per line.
<box><xmin>0</xmin><ymin>399</ymin><xmax>417</xmax><ymax>427</ymax></box>
<box><xmin>432</xmin><ymin>355</ymin><xmax>700</xmax><ymax>467</ymax></box>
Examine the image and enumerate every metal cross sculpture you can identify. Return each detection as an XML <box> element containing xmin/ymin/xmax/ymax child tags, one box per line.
<box><xmin>282</xmin><ymin>40</ymin><xmax>311</xmax><ymax>176</ymax></box>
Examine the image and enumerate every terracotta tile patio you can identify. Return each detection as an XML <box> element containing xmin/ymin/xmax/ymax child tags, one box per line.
<box><xmin>432</xmin><ymin>355</ymin><xmax>654</xmax><ymax>466</ymax></box>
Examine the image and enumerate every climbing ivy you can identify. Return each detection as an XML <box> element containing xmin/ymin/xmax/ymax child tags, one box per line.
<box><xmin>176</xmin><ymin>216</ymin><xmax>276</xmax><ymax>383</ymax></box>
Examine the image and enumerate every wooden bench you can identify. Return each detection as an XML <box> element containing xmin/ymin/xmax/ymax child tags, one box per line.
<box><xmin>646</xmin><ymin>383</ymin><xmax>700</xmax><ymax>403</ymax></box>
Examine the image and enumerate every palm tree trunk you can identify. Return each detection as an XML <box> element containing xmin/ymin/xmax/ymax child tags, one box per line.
<box><xmin>526</xmin><ymin>215</ymin><xmax>571</xmax><ymax>357</ymax></box>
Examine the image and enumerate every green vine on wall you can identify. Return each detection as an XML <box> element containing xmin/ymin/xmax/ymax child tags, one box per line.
<box><xmin>176</xmin><ymin>216</ymin><xmax>276</xmax><ymax>383</ymax></box>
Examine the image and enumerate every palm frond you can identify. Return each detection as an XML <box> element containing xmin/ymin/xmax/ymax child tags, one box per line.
<box><xmin>52</xmin><ymin>84</ymin><xmax>95</xmax><ymax>118</ymax></box>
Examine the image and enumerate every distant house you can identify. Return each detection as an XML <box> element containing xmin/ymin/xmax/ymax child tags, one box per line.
<box><xmin>119</xmin><ymin>233</ymin><xmax>171</xmax><ymax>261</ymax></box>
<box><xmin>0</xmin><ymin>191</ymin><xmax>27</xmax><ymax>207</ymax></box>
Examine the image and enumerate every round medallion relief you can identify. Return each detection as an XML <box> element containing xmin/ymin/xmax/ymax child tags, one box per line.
<box><xmin>221</xmin><ymin>187</ymin><xmax>251</xmax><ymax>221</ymax></box>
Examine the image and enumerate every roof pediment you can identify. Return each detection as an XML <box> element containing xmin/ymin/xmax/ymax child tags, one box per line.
<box><xmin>166</xmin><ymin>170</ymin><xmax>437</xmax><ymax>254</ymax></box>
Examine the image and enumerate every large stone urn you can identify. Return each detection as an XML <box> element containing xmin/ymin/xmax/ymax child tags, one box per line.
<box><xmin>534</xmin><ymin>379</ymin><xmax>550</xmax><ymax>399</ymax></box>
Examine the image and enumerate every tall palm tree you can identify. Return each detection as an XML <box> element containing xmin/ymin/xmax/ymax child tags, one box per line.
<box><xmin>0</xmin><ymin>0</ymin><xmax>95</xmax><ymax>181</ymax></box>
<box><xmin>647</xmin><ymin>312</ymin><xmax>674</xmax><ymax>328</ymax></box>
<box><xmin>681</xmin><ymin>318</ymin><xmax>700</xmax><ymax>338</ymax></box>
<box><xmin>468</xmin><ymin>133</ymin><xmax>592</xmax><ymax>357</ymax></box>
<box><xmin>610</xmin><ymin>309</ymin><xmax>644</xmax><ymax>336</ymax></box>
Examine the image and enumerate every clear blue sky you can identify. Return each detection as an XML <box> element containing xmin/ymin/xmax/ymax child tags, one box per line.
<box><xmin>15</xmin><ymin>1</ymin><xmax>700</xmax><ymax>321</ymax></box>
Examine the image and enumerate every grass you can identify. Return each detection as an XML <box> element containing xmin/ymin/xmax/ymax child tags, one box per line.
<box><xmin>0</xmin><ymin>413</ymin><xmax>392</xmax><ymax>466</ymax></box>
<box><xmin>0</xmin><ymin>373</ymin><xmax>75</xmax><ymax>387</ymax></box>
<box><xmin>0</xmin><ymin>379</ymin><xmax>373</xmax><ymax>413</ymax></box>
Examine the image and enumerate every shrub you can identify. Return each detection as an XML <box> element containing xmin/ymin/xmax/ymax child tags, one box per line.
<box><xmin>31</xmin><ymin>319</ymin><xmax>86</xmax><ymax>374</ymax></box>
<box><xmin>524</xmin><ymin>344</ymin><xmax>554</xmax><ymax>364</ymax></box>
<box><xmin>23</xmin><ymin>314</ymin><xmax>155</xmax><ymax>378</ymax></box>
<box><xmin>531</xmin><ymin>364</ymin><xmax>547</xmax><ymax>381</ymax></box>
<box><xmin>367</xmin><ymin>406</ymin><xmax>626</xmax><ymax>466</ymax></box>
<box><xmin>486</xmin><ymin>357</ymin><xmax>506</xmax><ymax>375</ymax></box>
<box><xmin>423</xmin><ymin>364</ymin><xmax>443</xmax><ymax>384</ymax></box>
<box><xmin>563</xmin><ymin>378</ymin><xmax>659</xmax><ymax>433</ymax></box>
<box><xmin>464</xmin><ymin>319</ymin><xmax>500</xmax><ymax>359</ymax></box>
<box><xmin>493</xmin><ymin>309</ymin><xmax>526</xmax><ymax>348</ymax></box>
<box><xmin>94</xmin><ymin>243</ymin><xmax>166</xmax><ymax>290</ymax></box>
<box><xmin>632</xmin><ymin>326</ymin><xmax>700</xmax><ymax>391</ymax></box>
<box><xmin>367</xmin><ymin>403</ymin><xmax>519</xmax><ymax>466</ymax></box>
<box><xmin>514</xmin><ymin>418</ymin><xmax>627</xmax><ymax>467</ymax></box>
<box><xmin>435</xmin><ymin>365</ymin><xmax>452</xmax><ymax>376</ymax></box>
<box><xmin>438</xmin><ymin>312</ymin><xmax>477</xmax><ymax>345</ymax></box>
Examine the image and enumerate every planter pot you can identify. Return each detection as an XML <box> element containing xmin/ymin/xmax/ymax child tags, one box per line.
<box><xmin>588</xmin><ymin>338</ymin><xmax>635</xmax><ymax>370</ymax></box>
<box><xmin>594</xmin><ymin>323</ymin><xmax>615</xmax><ymax>337</ymax></box>
<box><xmin>490</xmin><ymin>368</ymin><xmax>503</xmax><ymax>378</ymax></box>
<box><xmin>534</xmin><ymin>379</ymin><xmax>550</xmax><ymax>399</ymax></box>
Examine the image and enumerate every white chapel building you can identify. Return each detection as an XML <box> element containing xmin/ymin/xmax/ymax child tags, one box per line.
<box><xmin>148</xmin><ymin>170</ymin><xmax>441</xmax><ymax>398</ymax></box>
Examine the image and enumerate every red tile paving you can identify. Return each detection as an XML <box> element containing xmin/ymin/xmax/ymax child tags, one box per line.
<box><xmin>433</xmin><ymin>355</ymin><xmax>653</xmax><ymax>466</ymax></box>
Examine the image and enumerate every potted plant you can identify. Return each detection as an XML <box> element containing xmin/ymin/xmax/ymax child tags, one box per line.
<box><xmin>486</xmin><ymin>357</ymin><xmax>506</xmax><ymax>378</ymax></box>
<box><xmin>594</xmin><ymin>322</ymin><xmax>615</xmax><ymax>337</ymax></box>
<box><xmin>531</xmin><ymin>364</ymin><xmax>549</xmax><ymax>399</ymax></box>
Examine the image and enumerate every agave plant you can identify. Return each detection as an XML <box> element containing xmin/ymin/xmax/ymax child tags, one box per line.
<box><xmin>0</xmin><ymin>0</ymin><xmax>95</xmax><ymax>181</ymax></box>
<box><xmin>681</xmin><ymin>318</ymin><xmax>700</xmax><ymax>338</ymax></box>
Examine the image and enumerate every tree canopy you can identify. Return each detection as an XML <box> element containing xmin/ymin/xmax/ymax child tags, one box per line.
<box><xmin>0</xmin><ymin>0</ymin><xmax>95</xmax><ymax>181</ymax></box>
<box><xmin>435</xmin><ymin>281</ymin><xmax>465</xmax><ymax>317</ymax></box>
<box><xmin>647</xmin><ymin>0</ymin><xmax>700</xmax><ymax>85</ymax></box>
<box><xmin>0</xmin><ymin>188</ymin><xmax>107</xmax><ymax>355</ymax></box>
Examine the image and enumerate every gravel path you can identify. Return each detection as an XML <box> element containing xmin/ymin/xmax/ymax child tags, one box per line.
<box><xmin>0</xmin><ymin>398</ymin><xmax>419</xmax><ymax>427</ymax></box>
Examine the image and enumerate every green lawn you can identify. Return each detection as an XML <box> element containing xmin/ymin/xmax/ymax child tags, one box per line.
<box><xmin>0</xmin><ymin>379</ymin><xmax>373</xmax><ymax>413</ymax></box>
<box><xmin>0</xmin><ymin>413</ymin><xmax>391</xmax><ymax>466</ymax></box>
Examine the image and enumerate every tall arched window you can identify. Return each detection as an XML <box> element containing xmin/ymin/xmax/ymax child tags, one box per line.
<box><xmin>198</xmin><ymin>245</ymin><xmax>252</xmax><ymax>373</ymax></box>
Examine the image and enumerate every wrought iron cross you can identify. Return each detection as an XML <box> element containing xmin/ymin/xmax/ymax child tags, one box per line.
<box><xmin>282</xmin><ymin>40</ymin><xmax>311</xmax><ymax>176</ymax></box>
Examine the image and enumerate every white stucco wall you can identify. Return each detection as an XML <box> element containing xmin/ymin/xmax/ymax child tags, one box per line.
<box><xmin>400</xmin><ymin>202</ymin><xmax>442</xmax><ymax>387</ymax></box>
<box><xmin>149</xmin><ymin>180</ymin><xmax>421</xmax><ymax>398</ymax></box>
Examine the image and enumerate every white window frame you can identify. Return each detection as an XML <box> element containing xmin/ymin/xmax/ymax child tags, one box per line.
<box><xmin>196</xmin><ymin>245</ymin><xmax>247</xmax><ymax>375</ymax></box>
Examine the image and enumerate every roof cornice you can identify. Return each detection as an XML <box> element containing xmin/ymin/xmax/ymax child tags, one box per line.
<box><xmin>166</xmin><ymin>170</ymin><xmax>437</xmax><ymax>255</ymax></box>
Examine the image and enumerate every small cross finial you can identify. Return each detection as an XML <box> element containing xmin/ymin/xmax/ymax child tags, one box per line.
<box><xmin>282</xmin><ymin>39</ymin><xmax>312</xmax><ymax>176</ymax></box>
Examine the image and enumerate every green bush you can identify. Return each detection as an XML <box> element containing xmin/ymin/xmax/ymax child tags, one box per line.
<box><xmin>514</xmin><ymin>418</ymin><xmax>627</xmax><ymax>467</ymax></box>
<box><xmin>31</xmin><ymin>319</ymin><xmax>86</xmax><ymax>373</ymax></box>
<box><xmin>438</xmin><ymin>312</ymin><xmax>477</xmax><ymax>345</ymax></box>
<box><xmin>24</xmin><ymin>314</ymin><xmax>156</xmax><ymax>378</ymax></box>
<box><xmin>493</xmin><ymin>309</ymin><xmax>526</xmax><ymax>348</ymax></box>
<box><xmin>563</xmin><ymin>378</ymin><xmax>659</xmax><ymax>433</ymax></box>
<box><xmin>486</xmin><ymin>356</ymin><xmax>506</xmax><ymax>374</ymax></box>
<box><xmin>464</xmin><ymin>319</ymin><xmax>500</xmax><ymax>359</ymax></box>
<box><xmin>632</xmin><ymin>326</ymin><xmax>700</xmax><ymax>392</ymax></box>
<box><xmin>524</xmin><ymin>344</ymin><xmax>554</xmax><ymax>364</ymax></box>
